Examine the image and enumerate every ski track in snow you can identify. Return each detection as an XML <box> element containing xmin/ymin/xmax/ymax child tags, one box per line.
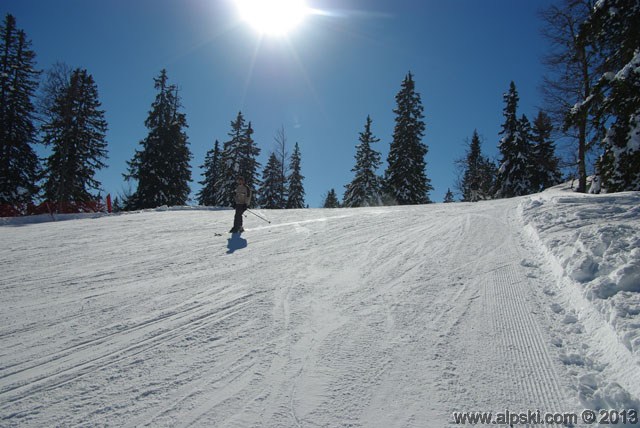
<box><xmin>0</xmin><ymin>193</ymin><xmax>638</xmax><ymax>427</ymax></box>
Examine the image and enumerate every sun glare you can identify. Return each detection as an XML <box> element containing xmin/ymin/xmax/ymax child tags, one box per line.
<box><xmin>236</xmin><ymin>0</ymin><xmax>309</xmax><ymax>36</ymax></box>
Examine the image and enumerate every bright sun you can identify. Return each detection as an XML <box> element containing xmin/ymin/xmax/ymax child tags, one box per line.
<box><xmin>235</xmin><ymin>0</ymin><xmax>309</xmax><ymax>36</ymax></box>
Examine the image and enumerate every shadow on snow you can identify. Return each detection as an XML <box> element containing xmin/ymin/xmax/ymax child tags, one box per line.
<box><xmin>226</xmin><ymin>233</ymin><xmax>247</xmax><ymax>254</ymax></box>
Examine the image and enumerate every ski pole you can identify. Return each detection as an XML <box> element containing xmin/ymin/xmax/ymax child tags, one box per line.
<box><xmin>246</xmin><ymin>208</ymin><xmax>271</xmax><ymax>224</ymax></box>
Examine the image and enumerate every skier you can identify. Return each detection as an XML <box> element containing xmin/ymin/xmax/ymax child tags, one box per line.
<box><xmin>230</xmin><ymin>176</ymin><xmax>252</xmax><ymax>233</ymax></box>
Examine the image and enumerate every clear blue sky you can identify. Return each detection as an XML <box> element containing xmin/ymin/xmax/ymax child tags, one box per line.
<box><xmin>2</xmin><ymin>0</ymin><xmax>556</xmax><ymax>207</ymax></box>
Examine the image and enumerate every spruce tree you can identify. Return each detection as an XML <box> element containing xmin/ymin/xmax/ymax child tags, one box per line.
<box><xmin>240</xmin><ymin>122</ymin><xmax>261</xmax><ymax>197</ymax></box>
<box><xmin>274</xmin><ymin>126</ymin><xmax>289</xmax><ymax>207</ymax></box>
<box><xmin>443</xmin><ymin>188</ymin><xmax>455</xmax><ymax>203</ymax></box>
<box><xmin>530</xmin><ymin>111</ymin><xmax>562</xmax><ymax>191</ymax></box>
<box><xmin>41</xmin><ymin>68</ymin><xmax>108</xmax><ymax>211</ymax></box>
<box><xmin>125</xmin><ymin>70</ymin><xmax>191</xmax><ymax>209</ymax></box>
<box><xmin>197</xmin><ymin>139</ymin><xmax>222</xmax><ymax>206</ymax></box>
<box><xmin>495</xmin><ymin>82</ymin><xmax>534</xmax><ymax>198</ymax></box>
<box><xmin>286</xmin><ymin>142</ymin><xmax>305</xmax><ymax>208</ymax></box>
<box><xmin>459</xmin><ymin>130</ymin><xmax>496</xmax><ymax>201</ymax></box>
<box><xmin>343</xmin><ymin>115</ymin><xmax>383</xmax><ymax>207</ymax></box>
<box><xmin>258</xmin><ymin>152</ymin><xmax>284</xmax><ymax>209</ymax></box>
<box><xmin>215</xmin><ymin>112</ymin><xmax>261</xmax><ymax>207</ymax></box>
<box><xmin>323</xmin><ymin>188</ymin><xmax>340</xmax><ymax>208</ymax></box>
<box><xmin>0</xmin><ymin>14</ymin><xmax>40</xmax><ymax>213</ymax></box>
<box><xmin>577</xmin><ymin>0</ymin><xmax>640</xmax><ymax>191</ymax></box>
<box><xmin>384</xmin><ymin>72</ymin><xmax>432</xmax><ymax>205</ymax></box>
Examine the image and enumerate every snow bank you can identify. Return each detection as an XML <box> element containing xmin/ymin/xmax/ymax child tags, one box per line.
<box><xmin>520</xmin><ymin>184</ymin><xmax>640</xmax><ymax>410</ymax></box>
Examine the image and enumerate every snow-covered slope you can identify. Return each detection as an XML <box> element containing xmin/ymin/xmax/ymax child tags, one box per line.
<box><xmin>521</xmin><ymin>185</ymin><xmax>640</xmax><ymax>411</ymax></box>
<box><xmin>1</xmin><ymin>187</ymin><xmax>638</xmax><ymax>427</ymax></box>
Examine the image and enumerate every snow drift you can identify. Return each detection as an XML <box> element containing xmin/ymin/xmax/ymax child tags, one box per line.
<box><xmin>521</xmin><ymin>184</ymin><xmax>640</xmax><ymax>411</ymax></box>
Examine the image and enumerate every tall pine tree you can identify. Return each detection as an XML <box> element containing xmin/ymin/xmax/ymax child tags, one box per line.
<box><xmin>197</xmin><ymin>139</ymin><xmax>222</xmax><ymax>206</ymax></box>
<box><xmin>323</xmin><ymin>188</ymin><xmax>340</xmax><ymax>208</ymax></box>
<box><xmin>384</xmin><ymin>72</ymin><xmax>432</xmax><ymax>205</ymax></box>
<box><xmin>286</xmin><ymin>142</ymin><xmax>305</xmax><ymax>208</ymax></box>
<box><xmin>495</xmin><ymin>82</ymin><xmax>534</xmax><ymax>198</ymax></box>
<box><xmin>274</xmin><ymin>126</ymin><xmax>289</xmax><ymax>207</ymax></box>
<box><xmin>459</xmin><ymin>130</ymin><xmax>496</xmax><ymax>201</ymax></box>
<box><xmin>41</xmin><ymin>68</ymin><xmax>108</xmax><ymax>211</ymax></box>
<box><xmin>576</xmin><ymin>0</ymin><xmax>640</xmax><ymax>191</ymax></box>
<box><xmin>530</xmin><ymin>111</ymin><xmax>562</xmax><ymax>191</ymax></box>
<box><xmin>258</xmin><ymin>152</ymin><xmax>284</xmax><ymax>209</ymax></box>
<box><xmin>125</xmin><ymin>69</ymin><xmax>191</xmax><ymax>209</ymax></box>
<box><xmin>215</xmin><ymin>112</ymin><xmax>261</xmax><ymax>207</ymax></box>
<box><xmin>443</xmin><ymin>188</ymin><xmax>455</xmax><ymax>203</ymax></box>
<box><xmin>343</xmin><ymin>115</ymin><xmax>383</xmax><ymax>207</ymax></box>
<box><xmin>0</xmin><ymin>14</ymin><xmax>40</xmax><ymax>213</ymax></box>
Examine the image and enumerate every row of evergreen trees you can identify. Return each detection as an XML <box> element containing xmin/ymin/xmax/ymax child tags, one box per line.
<box><xmin>331</xmin><ymin>0</ymin><xmax>640</xmax><ymax>206</ymax></box>
<box><xmin>122</xmin><ymin>75</ymin><xmax>307</xmax><ymax>211</ymax></box>
<box><xmin>2</xmin><ymin>0</ymin><xmax>639</xmax><ymax>214</ymax></box>
<box><xmin>0</xmin><ymin>13</ymin><xmax>306</xmax><ymax>214</ymax></box>
<box><xmin>328</xmin><ymin>77</ymin><xmax>563</xmax><ymax>208</ymax></box>
<box><xmin>0</xmin><ymin>13</ymin><xmax>108</xmax><ymax>214</ymax></box>
<box><xmin>195</xmin><ymin>117</ymin><xmax>305</xmax><ymax>210</ymax></box>
<box><xmin>338</xmin><ymin>73</ymin><xmax>432</xmax><ymax>208</ymax></box>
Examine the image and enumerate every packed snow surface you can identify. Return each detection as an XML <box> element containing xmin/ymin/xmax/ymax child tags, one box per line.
<box><xmin>1</xmin><ymin>185</ymin><xmax>639</xmax><ymax>426</ymax></box>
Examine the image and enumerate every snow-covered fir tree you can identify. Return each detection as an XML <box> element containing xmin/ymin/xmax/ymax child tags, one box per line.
<box><xmin>578</xmin><ymin>0</ymin><xmax>640</xmax><ymax>191</ymax></box>
<box><xmin>41</xmin><ymin>68</ymin><xmax>108</xmax><ymax>211</ymax></box>
<box><xmin>125</xmin><ymin>69</ymin><xmax>191</xmax><ymax>209</ymax></box>
<box><xmin>495</xmin><ymin>82</ymin><xmax>534</xmax><ymax>198</ymax></box>
<box><xmin>530</xmin><ymin>111</ymin><xmax>562</xmax><ymax>191</ymax></box>
<box><xmin>215</xmin><ymin>112</ymin><xmax>261</xmax><ymax>207</ymax></box>
<box><xmin>286</xmin><ymin>142</ymin><xmax>305</xmax><ymax>208</ymax></box>
<box><xmin>258</xmin><ymin>152</ymin><xmax>285</xmax><ymax>209</ymax></box>
<box><xmin>197</xmin><ymin>139</ymin><xmax>222</xmax><ymax>206</ymax></box>
<box><xmin>343</xmin><ymin>115</ymin><xmax>383</xmax><ymax>207</ymax></box>
<box><xmin>384</xmin><ymin>72</ymin><xmax>432</xmax><ymax>205</ymax></box>
<box><xmin>323</xmin><ymin>189</ymin><xmax>340</xmax><ymax>208</ymax></box>
<box><xmin>443</xmin><ymin>188</ymin><xmax>455</xmax><ymax>203</ymax></box>
<box><xmin>459</xmin><ymin>130</ymin><xmax>496</xmax><ymax>201</ymax></box>
<box><xmin>0</xmin><ymin>14</ymin><xmax>41</xmax><ymax>213</ymax></box>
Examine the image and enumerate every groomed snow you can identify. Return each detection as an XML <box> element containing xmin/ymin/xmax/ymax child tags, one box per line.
<box><xmin>1</xmin><ymin>186</ymin><xmax>639</xmax><ymax>426</ymax></box>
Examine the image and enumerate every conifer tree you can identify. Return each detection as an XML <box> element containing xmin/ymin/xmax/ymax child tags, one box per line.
<box><xmin>197</xmin><ymin>139</ymin><xmax>222</xmax><ymax>206</ymax></box>
<box><xmin>495</xmin><ymin>82</ymin><xmax>534</xmax><ymax>198</ymax></box>
<box><xmin>125</xmin><ymin>69</ymin><xmax>191</xmax><ymax>209</ymax></box>
<box><xmin>344</xmin><ymin>115</ymin><xmax>383</xmax><ymax>207</ymax></box>
<box><xmin>286</xmin><ymin>142</ymin><xmax>305</xmax><ymax>208</ymax></box>
<box><xmin>274</xmin><ymin>126</ymin><xmax>289</xmax><ymax>207</ymax></box>
<box><xmin>215</xmin><ymin>112</ymin><xmax>261</xmax><ymax>207</ymax></box>
<box><xmin>41</xmin><ymin>68</ymin><xmax>108</xmax><ymax>211</ymax></box>
<box><xmin>443</xmin><ymin>188</ymin><xmax>455</xmax><ymax>203</ymax></box>
<box><xmin>384</xmin><ymin>72</ymin><xmax>432</xmax><ymax>204</ymax></box>
<box><xmin>530</xmin><ymin>111</ymin><xmax>562</xmax><ymax>191</ymax></box>
<box><xmin>323</xmin><ymin>189</ymin><xmax>340</xmax><ymax>208</ymax></box>
<box><xmin>258</xmin><ymin>152</ymin><xmax>284</xmax><ymax>209</ymax></box>
<box><xmin>459</xmin><ymin>130</ymin><xmax>496</xmax><ymax>201</ymax></box>
<box><xmin>239</xmin><ymin>122</ymin><xmax>261</xmax><ymax>199</ymax></box>
<box><xmin>0</xmin><ymin>14</ymin><xmax>41</xmax><ymax>213</ymax></box>
<box><xmin>576</xmin><ymin>0</ymin><xmax>640</xmax><ymax>191</ymax></box>
<box><xmin>540</xmin><ymin>0</ymin><xmax>603</xmax><ymax>193</ymax></box>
